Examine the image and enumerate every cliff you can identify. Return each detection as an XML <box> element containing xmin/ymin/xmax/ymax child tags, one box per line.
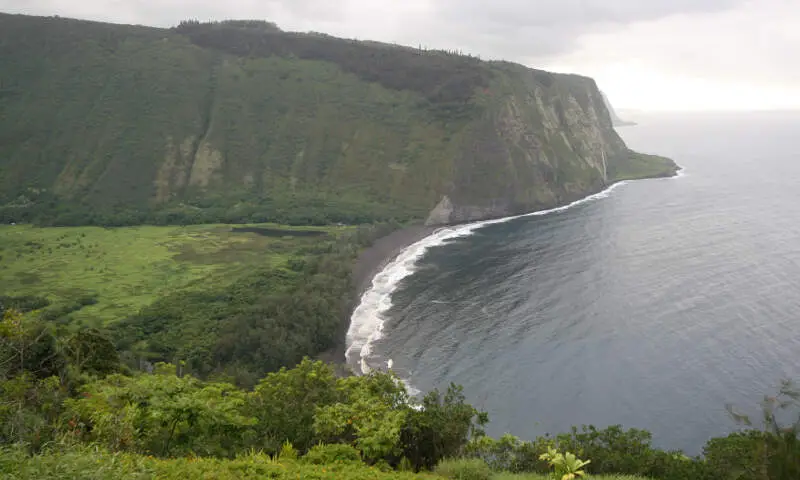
<box><xmin>0</xmin><ymin>14</ymin><xmax>676</xmax><ymax>226</ymax></box>
<box><xmin>601</xmin><ymin>91</ymin><xmax>637</xmax><ymax>127</ymax></box>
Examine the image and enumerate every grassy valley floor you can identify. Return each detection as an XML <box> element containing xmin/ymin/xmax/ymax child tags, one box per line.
<box><xmin>0</xmin><ymin>223</ymin><xmax>345</xmax><ymax>327</ymax></box>
<box><xmin>0</xmin><ymin>222</ymin><xmax>370</xmax><ymax>382</ymax></box>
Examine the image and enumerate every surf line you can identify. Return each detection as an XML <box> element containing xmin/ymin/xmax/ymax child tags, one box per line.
<box><xmin>345</xmin><ymin>170</ymin><xmax>683</xmax><ymax>386</ymax></box>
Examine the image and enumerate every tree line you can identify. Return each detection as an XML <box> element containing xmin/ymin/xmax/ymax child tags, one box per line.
<box><xmin>172</xmin><ymin>19</ymin><xmax>492</xmax><ymax>106</ymax></box>
<box><xmin>0</xmin><ymin>190</ymin><xmax>422</xmax><ymax>228</ymax></box>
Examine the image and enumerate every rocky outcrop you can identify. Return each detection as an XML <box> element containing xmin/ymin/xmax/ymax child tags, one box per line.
<box><xmin>425</xmin><ymin>196</ymin><xmax>513</xmax><ymax>225</ymax></box>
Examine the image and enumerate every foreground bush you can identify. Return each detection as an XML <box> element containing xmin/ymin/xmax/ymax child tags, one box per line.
<box><xmin>0</xmin><ymin>446</ymin><xmax>435</xmax><ymax>479</ymax></box>
<box><xmin>435</xmin><ymin>458</ymin><xmax>491</xmax><ymax>480</ymax></box>
<box><xmin>303</xmin><ymin>443</ymin><xmax>362</xmax><ymax>465</ymax></box>
<box><xmin>467</xmin><ymin>421</ymin><xmax>800</xmax><ymax>480</ymax></box>
<box><xmin>466</xmin><ymin>427</ymin><xmax>715</xmax><ymax>480</ymax></box>
<box><xmin>491</xmin><ymin>475</ymin><xmax>650</xmax><ymax>480</ymax></box>
<box><xmin>538</xmin><ymin>447</ymin><xmax>590</xmax><ymax>480</ymax></box>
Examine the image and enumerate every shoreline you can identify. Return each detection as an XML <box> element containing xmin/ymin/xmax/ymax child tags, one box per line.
<box><xmin>318</xmin><ymin>224</ymin><xmax>437</xmax><ymax>370</ymax></box>
<box><xmin>351</xmin><ymin>224</ymin><xmax>438</xmax><ymax>299</ymax></box>
<box><xmin>334</xmin><ymin>167</ymin><xmax>683</xmax><ymax>369</ymax></box>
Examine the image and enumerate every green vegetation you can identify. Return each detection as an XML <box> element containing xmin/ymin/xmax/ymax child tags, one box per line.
<box><xmin>538</xmin><ymin>447</ymin><xmax>591</xmax><ymax>480</ymax></box>
<box><xmin>0</xmin><ymin>447</ymin><xmax>652</xmax><ymax>480</ymax></box>
<box><xmin>0</xmin><ymin>334</ymin><xmax>487</xmax><ymax>472</ymax></box>
<box><xmin>435</xmin><ymin>458</ymin><xmax>493</xmax><ymax>480</ymax></box>
<box><xmin>0</xmin><ymin>446</ymin><xmax>438</xmax><ymax>479</ymax></box>
<box><xmin>0</xmin><ymin>13</ymin><xmax>676</xmax><ymax>228</ymax></box>
<box><xmin>0</xmin><ymin>10</ymin><xmax>722</xmax><ymax>480</ymax></box>
<box><xmin>0</xmin><ymin>224</ymin><xmax>333</xmax><ymax>325</ymax></box>
<box><xmin>609</xmin><ymin>152</ymin><xmax>679</xmax><ymax>183</ymax></box>
<box><xmin>173</xmin><ymin>20</ymin><xmax>492</xmax><ymax>107</ymax></box>
<box><xmin>0</xmin><ymin>221</ymin><xmax>402</xmax><ymax>384</ymax></box>
<box><xmin>434</xmin><ymin>456</ymin><xmax>645</xmax><ymax>480</ymax></box>
<box><xmin>464</xmin><ymin>419</ymin><xmax>800</xmax><ymax>480</ymax></box>
<box><xmin>492</xmin><ymin>476</ymin><xmax>646</xmax><ymax>480</ymax></box>
<box><xmin>1</xmin><ymin>311</ymin><xmax>799</xmax><ymax>480</ymax></box>
<box><xmin>109</xmin><ymin>231</ymin><xmax>354</xmax><ymax>383</ymax></box>
<box><xmin>3</xmin><ymin>214</ymin><xmax>794</xmax><ymax>480</ymax></box>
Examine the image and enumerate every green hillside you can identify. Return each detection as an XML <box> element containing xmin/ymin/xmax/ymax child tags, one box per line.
<box><xmin>0</xmin><ymin>14</ymin><xmax>676</xmax><ymax>227</ymax></box>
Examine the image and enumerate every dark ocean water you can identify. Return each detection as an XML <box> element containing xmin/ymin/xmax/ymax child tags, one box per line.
<box><xmin>347</xmin><ymin>111</ymin><xmax>800</xmax><ymax>454</ymax></box>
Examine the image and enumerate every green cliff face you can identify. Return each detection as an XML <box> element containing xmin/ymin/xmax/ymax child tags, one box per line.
<box><xmin>0</xmin><ymin>14</ymin><xmax>677</xmax><ymax>226</ymax></box>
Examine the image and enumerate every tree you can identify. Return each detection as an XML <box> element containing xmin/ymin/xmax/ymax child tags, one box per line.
<box><xmin>401</xmin><ymin>383</ymin><xmax>488</xmax><ymax>471</ymax></box>
<box><xmin>0</xmin><ymin>374</ymin><xmax>67</xmax><ymax>450</ymax></box>
<box><xmin>63</xmin><ymin>329</ymin><xmax>120</xmax><ymax>378</ymax></box>
<box><xmin>314</xmin><ymin>372</ymin><xmax>410</xmax><ymax>462</ymax></box>
<box><xmin>65</xmin><ymin>365</ymin><xmax>255</xmax><ymax>457</ymax></box>
<box><xmin>723</xmin><ymin>380</ymin><xmax>800</xmax><ymax>479</ymax></box>
<box><xmin>0</xmin><ymin>309</ymin><xmax>26</xmax><ymax>375</ymax></box>
<box><xmin>248</xmin><ymin>358</ymin><xmax>339</xmax><ymax>452</ymax></box>
<box><xmin>0</xmin><ymin>310</ymin><xmax>62</xmax><ymax>380</ymax></box>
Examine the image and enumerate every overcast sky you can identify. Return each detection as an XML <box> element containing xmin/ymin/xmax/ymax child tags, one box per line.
<box><xmin>3</xmin><ymin>0</ymin><xmax>799</xmax><ymax>111</ymax></box>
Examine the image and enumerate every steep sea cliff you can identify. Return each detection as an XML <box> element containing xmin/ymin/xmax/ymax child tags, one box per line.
<box><xmin>0</xmin><ymin>13</ymin><xmax>674</xmax><ymax>226</ymax></box>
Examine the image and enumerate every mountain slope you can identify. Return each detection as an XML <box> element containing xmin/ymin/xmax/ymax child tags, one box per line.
<box><xmin>0</xmin><ymin>14</ymin><xmax>676</xmax><ymax>226</ymax></box>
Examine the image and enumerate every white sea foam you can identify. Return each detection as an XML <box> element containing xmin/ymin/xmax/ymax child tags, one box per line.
<box><xmin>345</xmin><ymin>171</ymin><xmax>682</xmax><ymax>389</ymax></box>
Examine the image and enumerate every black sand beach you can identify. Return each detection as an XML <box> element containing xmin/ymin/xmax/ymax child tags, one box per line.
<box><xmin>351</xmin><ymin>225</ymin><xmax>436</xmax><ymax>297</ymax></box>
<box><xmin>318</xmin><ymin>224</ymin><xmax>436</xmax><ymax>367</ymax></box>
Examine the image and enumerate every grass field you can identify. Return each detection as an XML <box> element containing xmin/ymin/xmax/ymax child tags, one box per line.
<box><xmin>493</xmin><ymin>475</ymin><xmax>649</xmax><ymax>480</ymax></box>
<box><xmin>0</xmin><ymin>223</ymin><xmax>341</xmax><ymax>326</ymax></box>
<box><xmin>0</xmin><ymin>445</ymin><xmax>653</xmax><ymax>480</ymax></box>
<box><xmin>0</xmin><ymin>448</ymin><xmax>439</xmax><ymax>479</ymax></box>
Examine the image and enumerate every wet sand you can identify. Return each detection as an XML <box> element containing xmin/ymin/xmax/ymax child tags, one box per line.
<box><xmin>351</xmin><ymin>225</ymin><xmax>436</xmax><ymax>297</ymax></box>
<box><xmin>319</xmin><ymin>224</ymin><xmax>436</xmax><ymax>369</ymax></box>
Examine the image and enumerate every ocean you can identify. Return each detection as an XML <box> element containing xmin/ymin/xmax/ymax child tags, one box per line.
<box><xmin>346</xmin><ymin>111</ymin><xmax>800</xmax><ymax>454</ymax></box>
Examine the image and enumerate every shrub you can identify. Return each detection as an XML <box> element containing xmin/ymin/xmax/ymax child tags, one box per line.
<box><xmin>721</xmin><ymin>380</ymin><xmax>800</xmax><ymax>480</ymax></box>
<box><xmin>703</xmin><ymin>431</ymin><xmax>765</xmax><ymax>480</ymax></box>
<box><xmin>400</xmin><ymin>384</ymin><xmax>487</xmax><ymax>471</ymax></box>
<box><xmin>435</xmin><ymin>458</ymin><xmax>491</xmax><ymax>480</ymax></box>
<box><xmin>553</xmin><ymin>425</ymin><xmax>654</xmax><ymax>475</ymax></box>
<box><xmin>278</xmin><ymin>441</ymin><xmax>298</xmax><ymax>461</ymax></box>
<box><xmin>0</xmin><ymin>295</ymin><xmax>50</xmax><ymax>314</ymax></box>
<box><xmin>0</xmin><ymin>445</ymin><xmax>427</xmax><ymax>479</ymax></box>
<box><xmin>539</xmin><ymin>447</ymin><xmax>590</xmax><ymax>480</ymax></box>
<box><xmin>465</xmin><ymin>426</ymin><xmax>716</xmax><ymax>480</ymax></box>
<box><xmin>398</xmin><ymin>456</ymin><xmax>414</xmax><ymax>472</ymax></box>
<box><xmin>76</xmin><ymin>294</ymin><xmax>98</xmax><ymax>306</ymax></box>
<box><xmin>465</xmin><ymin>434</ymin><xmax>550</xmax><ymax>473</ymax></box>
<box><xmin>303</xmin><ymin>443</ymin><xmax>361</xmax><ymax>465</ymax></box>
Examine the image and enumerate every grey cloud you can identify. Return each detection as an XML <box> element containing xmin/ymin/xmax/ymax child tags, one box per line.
<box><xmin>0</xmin><ymin>0</ymin><xmax>345</xmax><ymax>26</ymax></box>
<box><xmin>414</xmin><ymin>0</ymin><xmax>744</xmax><ymax>59</ymax></box>
<box><xmin>565</xmin><ymin>0</ymin><xmax>800</xmax><ymax>88</ymax></box>
<box><xmin>4</xmin><ymin>0</ymin><xmax>796</xmax><ymax>110</ymax></box>
<box><xmin>435</xmin><ymin>0</ymin><xmax>741</xmax><ymax>28</ymax></box>
<box><xmin>0</xmin><ymin>0</ymin><xmax>744</xmax><ymax>56</ymax></box>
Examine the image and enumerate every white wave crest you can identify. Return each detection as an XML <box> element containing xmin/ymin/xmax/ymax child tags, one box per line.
<box><xmin>345</xmin><ymin>173</ymin><xmax>681</xmax><ymax>382</ymax></box>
